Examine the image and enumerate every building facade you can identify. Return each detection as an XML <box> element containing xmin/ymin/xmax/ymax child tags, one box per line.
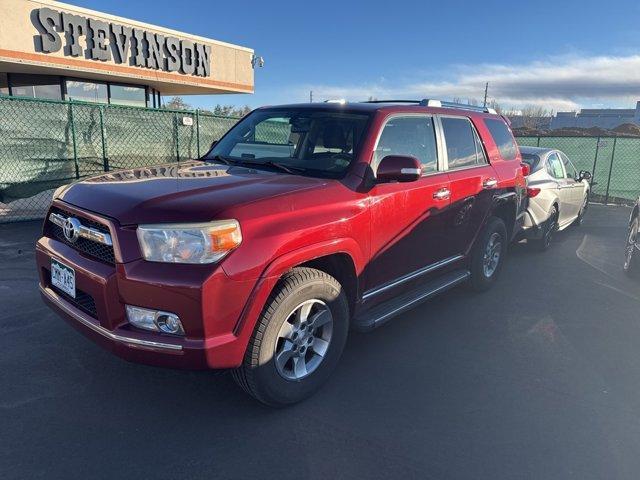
<box><xmin>550</xmin><ymin>102</ymin><xmax>640</xmax><ymax>130</ymax></box>
<box><xmin>0</xmin><ymin>0</ymin><xmax>255</xmax><ymax>107</ymax></box>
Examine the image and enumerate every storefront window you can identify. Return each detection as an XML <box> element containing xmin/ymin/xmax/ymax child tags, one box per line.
<box><xmin>66</xmin><ymin>79</ymin><xmax>108</xmax><ymax>103</ymax></box>
<box><xmin>0</xmin><ymin>73</ymin><xmax>8</xmax><ymax>95</ymax></box>
<box><xmin>10</xmin><ymin>74</ymin><xmax>61</xmax><ymax>100</ymax></box>
<box><xmin>109</xmin><ymin>84</ymin><xmax>147</xmax><ymax>107</ymax></box>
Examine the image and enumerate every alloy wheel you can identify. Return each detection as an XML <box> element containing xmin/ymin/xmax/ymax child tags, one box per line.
<box><xmin>624</xmin><ymin>219</ymin><xmax>639</xmax><ymax>271</ymax></box>
<box><xmin>544</xmin><ymin>213</ymin><xmax>558</xmax><ymax>248</ymax></box>
<box><xmin>483</xmin><ymin>232</ymin><xmax>503</xmax><ymax>277</ymax></box>
<box><xmin>274</xmin><ymin>299</ymin><xmax>333</xmax><ymax>381</ymax></box>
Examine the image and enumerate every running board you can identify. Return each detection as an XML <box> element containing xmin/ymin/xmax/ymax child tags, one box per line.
<box><xmin>353</xmin><ymin>269</ymin><xmax>471</xmax><ymax>331</ymax></box>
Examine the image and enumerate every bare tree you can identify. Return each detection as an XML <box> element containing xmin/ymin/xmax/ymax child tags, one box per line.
<box><xmin>165</xmin><ymin>96</ymin><xmax>192</xmax><ymax>110</ymax></box>
<box><xmin>518</xmin><ymin>105</ymin><xmax>553</xmax><ymax>129</ymax></box>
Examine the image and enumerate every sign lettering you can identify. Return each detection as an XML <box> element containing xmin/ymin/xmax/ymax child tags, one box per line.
<box><xmin>33</xmin><ymin>8</ymin><xmax>212</xmax><ymax>78</ymax></box>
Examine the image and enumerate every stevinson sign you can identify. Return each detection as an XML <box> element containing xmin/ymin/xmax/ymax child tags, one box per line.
<box><xmin>32</xmin><ymin>7</ymin><xmax>212</xmax><ymax>78</ymax></box>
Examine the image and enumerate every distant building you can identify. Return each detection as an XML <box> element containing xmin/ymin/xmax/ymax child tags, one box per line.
<box><xmin>550</xmin><ymin>102</ymin><xmax>640</xmax><ymax>130</ymax></box>
<box><xmin>507</xmin><ymin>116</ymin><xmax>552</xmax><ymax>130</ymax></box>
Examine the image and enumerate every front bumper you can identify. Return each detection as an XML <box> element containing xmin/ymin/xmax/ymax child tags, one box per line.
<box><xmin>40</xmin><ymin>284</ymin><xmax>207</xmax><ymax>366</ymax></box>
<box><xmin>36</xmin><ymin>205</ymin><xmax>263</xmax><ymax>369</ymax></box>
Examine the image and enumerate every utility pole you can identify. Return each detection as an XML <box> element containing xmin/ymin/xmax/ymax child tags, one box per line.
<box><xmin>483</xmin><ymin>82</ymin><xmax>489</xmax><ymax>107</ymax></box>
<box><xmin>309</xmin><ymin>91</ymin><xmax>313</xmax><ymax>103</ymax></box>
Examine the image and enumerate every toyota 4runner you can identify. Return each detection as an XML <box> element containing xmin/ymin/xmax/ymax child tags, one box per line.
<box><xmin>37</xmin><ymin>99</ymin><xmax>526</xmax><ymax>406</ymax></box>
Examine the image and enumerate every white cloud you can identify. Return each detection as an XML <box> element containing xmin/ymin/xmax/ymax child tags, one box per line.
<box><xmin>300</xmin><ymin>54</ymin><xmax>640</xmax><ymax>112</ymax></box>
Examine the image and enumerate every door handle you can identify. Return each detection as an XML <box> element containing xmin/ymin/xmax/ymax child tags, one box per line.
<box><xmin>433</xmin><ymin>188</ymin><xmax>450</xmax><ymax>201</ymax></box>
<box><xmin>482</xmin><ymin>178</ymin><xmax>498</xmax><ymax>189</ymax></box>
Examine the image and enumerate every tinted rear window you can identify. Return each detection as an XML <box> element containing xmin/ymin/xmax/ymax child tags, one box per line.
<box><xmin>521</xmin><ymin>153</ymin><xmax>541</xmax><ymax>171</ymax></box>
<box><xmin>484</xmin><ymin>118</ymin><xmax>518</xmax><ymax>160</ymax></box>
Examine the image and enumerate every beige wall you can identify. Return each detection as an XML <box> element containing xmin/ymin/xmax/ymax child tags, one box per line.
<box><xmin>0</xmin><ymin>0</ymin><xmax>254</xmax><ymax>95</ymax></box>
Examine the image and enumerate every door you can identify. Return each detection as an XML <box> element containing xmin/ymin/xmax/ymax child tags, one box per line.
<box><xmin>546</xmin><ymin>152</ymin><xmax>572</xmax><ymax>224</ymax></box>
<box><xmin>558</xmin><ymin>151</ymin><xmax>584</xmax><ymax>219</ymax></box>
<box><xmin>439</xmin><ymin>115</ymin><xmax>499</xmax><ymax>256</ymax></box>
<box><xmin>364</xmin><ymin>114</ymin><xmax>452</xmax><ymax>298</ymax></box>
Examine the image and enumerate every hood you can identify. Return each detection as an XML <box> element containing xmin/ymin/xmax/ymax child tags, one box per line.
<box><xmin>57</xmin><ymin>161</ymin><xmax>327</xmax><ymax>224</ymax></box>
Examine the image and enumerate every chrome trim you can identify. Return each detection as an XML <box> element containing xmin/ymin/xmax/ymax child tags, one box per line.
<box><xmin>483</xmin><ymin>178</ymin><xmax>498</xmax><ymax>189</ymax></box>
<box><xmin>433</xmin><ymin>188</ymin><xmax>451</xmax><ymax>200</ymax></box>
<box><xmin>49</xmin><ymin>213</ymin><xmax>113</xmax><ymax>246</ymax></box>
<box><xmin>371</xmin><ymin>271</ymin><xmax>470</xmax><ymax>325</ymax></box>
<box><xmin>40</xmin><ymin>285</ymin><xmax>183</xmax><ymax>352</ymax></box>
<box><xmin>400</xmin><ymin>168</ymin><xmax>421</xmax><ymax>175</ymax></box>
<box><xmin>363</xmin><ymin>255</ymin><xmax>464</xmax><ymax>301</ymax></box>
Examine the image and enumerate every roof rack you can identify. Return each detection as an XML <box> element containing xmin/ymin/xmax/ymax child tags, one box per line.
<box><xmin>362</xmin><ymin>98</ymin><xmax>497</xmax><ymax>114</ymax></box>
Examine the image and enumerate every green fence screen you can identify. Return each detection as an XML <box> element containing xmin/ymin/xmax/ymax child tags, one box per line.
<box><xmin>516</xmin><ymin>136</ymin><xmax>640</xmax><ymax>205</ymax></box>
<box><xmin>0</xmin><ymin>95</ymin><xmax>239</xmax><ymax>222</ymax></box>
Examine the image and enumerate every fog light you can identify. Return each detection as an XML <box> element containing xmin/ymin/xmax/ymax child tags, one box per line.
<box><xmin>125</xmin><ymin>305</ymin><xmax>184</xmax><ymax>336</ymax></box>
<box><xmin>156</xmin><ymin>313</ymin><xmax>184</xmax><ymax>335</ymax></box>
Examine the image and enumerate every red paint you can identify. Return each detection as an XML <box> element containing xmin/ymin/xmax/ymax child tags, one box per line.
<box><xmin>36</xmin><ymin>102</ymin><xmax>525</xmax><ymax>369</ymax></box>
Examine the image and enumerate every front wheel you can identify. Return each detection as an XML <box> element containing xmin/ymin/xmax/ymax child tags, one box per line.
<box><xmin>573</xmin><ymin>195</ymin><xmax>589</xmax><ymax>226</ymax></box>
<box><xmin>624</xmin><ymin>217</ymin><xmax>640</xmax><ymax>278</ymax></box>
<box><xmin>232</xmin><ymin>267</ymin><xmax>349</xmax><ymax>407</ymax></box>
<box><xmin>469</xmin><ymin>217</ymin><xmax>508</xmax><ymax>292</ymax></box>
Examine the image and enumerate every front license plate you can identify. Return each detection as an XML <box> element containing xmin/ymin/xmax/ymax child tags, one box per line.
<box><xmin>51</xmin><ymin>259</ymin><xmax>76</xmax><ymax>298</ymax></box>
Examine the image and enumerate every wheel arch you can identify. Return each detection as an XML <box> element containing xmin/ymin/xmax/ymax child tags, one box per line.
<box><xmin>491</xmin><ymin>193</ymin><xmax>518</xmax><ymax>241</ymax></box>
<box><xmin>297</xmin><ymin>254</ymin><xmax>358</xmax><ymax>317</ymax></box>
<box><xmin>228</xmin><ymin>239</ymin><xmax>364</xmax><ymax>362</ymax></box>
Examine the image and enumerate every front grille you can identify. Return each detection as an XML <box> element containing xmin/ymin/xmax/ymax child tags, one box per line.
<box><xmin>47</xmin><ymin>207</ymin><xmax>115</xmax><ymax>265</ymax></box>
<box><xmin>52</xmin><ymin>286</ymin><xmax>98</xmax><ymax>319</ymax></box>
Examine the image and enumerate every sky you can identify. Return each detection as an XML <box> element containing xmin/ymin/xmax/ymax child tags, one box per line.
<box><xmin>71</xmin><ymin>0</ymin><xmax>640</xmax><ymax>112</ymax></box>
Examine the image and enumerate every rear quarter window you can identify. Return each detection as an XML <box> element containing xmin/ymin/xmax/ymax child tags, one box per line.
<box><xmin>484</xmin><ymin>118</ymin><xmax>518</xmax><ymax>160</ymax></box>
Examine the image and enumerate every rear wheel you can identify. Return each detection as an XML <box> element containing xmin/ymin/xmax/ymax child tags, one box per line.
<box><xmin>232</xmin><ymin>267</ymin><xmax>349</xmax><ymax>407</ymax></box>
<box><xmin>531</xmin><ymin>206</ymin><xmax>558</xmax><ymax>252</ymax></box>
<box><xmin>469</xmin><ymin>217</ymin><xmax>507</xmax><ymax>292</ymax></box>
<box><xmin>624</xmin><ymin>216</ymin><xmax>640</xmax><ymax>278</ymax></box>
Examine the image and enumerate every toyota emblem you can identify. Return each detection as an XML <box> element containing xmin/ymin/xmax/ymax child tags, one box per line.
<box><xmin>63</xmin><ymin>217</ymin><xmax>82</xmax><ymax>243</ymax></box>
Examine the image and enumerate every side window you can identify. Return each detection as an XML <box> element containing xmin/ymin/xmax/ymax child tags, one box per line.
<box><xmin>374</xmin><ymin>116</ymin><xmax>438</xmax><ymax>173</ymax></box>
<box><xmin>441</xmin><ymin>117</ymin><xmax>486</xmax><ymax>169</ymax></box>
<box><xmin>546</xmin><ymin>153</ymin><xmax>565</xmax><ymax>179</ymax></box>
<box><xmin>484</xmin><ymin>118</ymin><xmax>518</xmax><ymax>160</ymax></box>
<box><xmin>559</xmin><ymin>152</ymin><xmax>578</xmax><ymax>179</ymax></box>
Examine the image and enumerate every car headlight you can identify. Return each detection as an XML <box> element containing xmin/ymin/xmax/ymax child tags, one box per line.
<box><xmin>136</xmin><ymin>220</ymin><xmax>242</xmax><ymax>264</ymax></box>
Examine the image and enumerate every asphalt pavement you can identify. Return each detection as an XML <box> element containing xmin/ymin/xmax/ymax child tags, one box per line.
<box><xmin>1</xmin><ymin>204</ymin><xmax>639</xmax><ymax>480</ymax></box>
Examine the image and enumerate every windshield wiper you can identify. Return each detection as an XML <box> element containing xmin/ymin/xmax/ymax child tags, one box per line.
<box><xmin>206</xmin><ymin>154</ymin><xmax>234</xmax><ymax>165</ymax></box>
<box><xmin>234</xmin><ymin>159</ymin><xmax>307</xmax><ymax>175</ymax></box>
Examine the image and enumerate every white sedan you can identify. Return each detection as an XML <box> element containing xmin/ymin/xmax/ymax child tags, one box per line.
<box><xmin>520</xmin><ymin>146</ymin><xmax>591</xmax><ymax>250</ymax></box>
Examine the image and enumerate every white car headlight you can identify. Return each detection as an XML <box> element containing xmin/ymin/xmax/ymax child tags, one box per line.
<box><xmin>137</xmin><ymin>220</ymin><xmax>242</xmax><ymax>264</ymax></box>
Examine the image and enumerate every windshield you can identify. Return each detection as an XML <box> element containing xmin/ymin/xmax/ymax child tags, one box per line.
<box><xmin>205</xmin><ymin>109</ymin><xmax>371</xmax><ymax>177</ymax></box>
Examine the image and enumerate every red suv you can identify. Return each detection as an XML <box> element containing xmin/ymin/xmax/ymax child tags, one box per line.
<box><xmin>37</xmin><ymin>100</ymin><xmax>526</xmax><ymax>406</ymax></box>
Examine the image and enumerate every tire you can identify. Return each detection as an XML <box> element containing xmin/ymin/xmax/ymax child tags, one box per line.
<box><xmin>469</xmin><ymin>216</ymin><xmax>508</xmax><ymax>292</ymax></box>
<box><xmin>232</xmin><ymin>267</ymin><xmax>349</xmax><ymax>407</ymax></box>
<box><xmin>573</xmin><ymin>195</ymin><xmax>588</xmax><ymax>226</ymax></box>
<box><xmin>531</xmin><ymin>205</ymin><xmax>558</xmax><ymax>252</ymax></box>
<box><xmin>624</xmin><ymin>216</ymin><xmax>640</xmax><ymax>278</ymax></box>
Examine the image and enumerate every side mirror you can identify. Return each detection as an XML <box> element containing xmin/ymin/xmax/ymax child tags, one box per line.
<box><xmin>376</xmin><ymin>155</ymin><xmax>422</xmax><ymax>183</ymax></box>
<box><xmin>578</xmin><ymin>170</ymin><xmax>592</xmax><ymax>181</ymax></box>
<box><xmin>210</xmin><ymin>140</ymin><xmax>218</xmax><ymax>148</ymax></box>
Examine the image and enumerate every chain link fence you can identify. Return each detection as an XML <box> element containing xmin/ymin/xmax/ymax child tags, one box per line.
<box><xmin>0</xmin><ymin>95</ymin><xmax>239</xmax><ymax>223</ymax></box>
<box><xmin>516</xmin><ymin>136</ymin><xmax>640</xmax><ymax>205</ymax></box>
<box><xmin>3</xmin><ymin>97</ymin><xmax>640</xmax><ymax>223</ymax></box>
